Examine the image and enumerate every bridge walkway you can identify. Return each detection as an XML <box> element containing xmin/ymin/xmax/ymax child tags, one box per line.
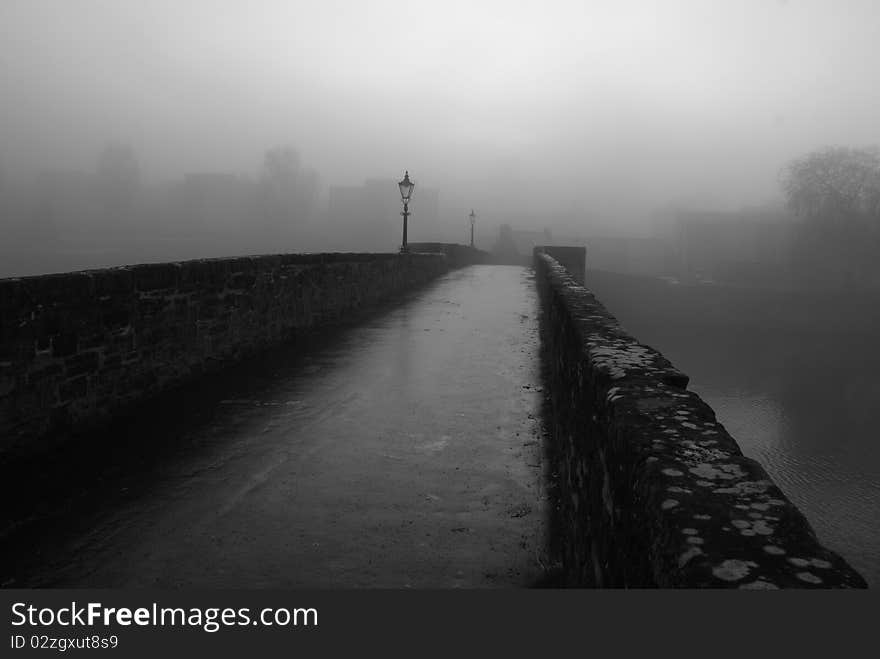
<box><xmin>3</xmin><ymin>265</ymin><xmax>550</xmax><ymax>587</ymax></box>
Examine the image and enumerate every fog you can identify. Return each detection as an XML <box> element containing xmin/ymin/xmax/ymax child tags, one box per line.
<box><xmin>3</xmin><ymin>0</ymin><xmax>880</xmax><ymax>591</ymax></box>
<box><xmin>2</xmin><ymin>0</ymin><xmax>879</xmax><ymax>273</ymax></box>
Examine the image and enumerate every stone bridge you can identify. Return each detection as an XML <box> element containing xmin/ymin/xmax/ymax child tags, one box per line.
<box><xmin>0</xmin><ymin>246</ymin><xmax>866</xmax><ymax>588</ymax></box>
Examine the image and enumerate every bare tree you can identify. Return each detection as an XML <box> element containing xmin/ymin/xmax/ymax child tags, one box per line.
<box><xmin>781</xmin><ymin>146</ymin><xmax>880</xmax><ymax>288</ymax></box>
<box><xmin>781</xmin><ymin>146</ymin><xmax>880</xmax><ymax>224</ymax></box>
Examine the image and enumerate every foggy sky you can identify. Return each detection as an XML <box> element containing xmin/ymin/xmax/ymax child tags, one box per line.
<box><xmin>2</xmin><ymin>0</ymin><xmax>879</xmax><ymax>220</ymax></box>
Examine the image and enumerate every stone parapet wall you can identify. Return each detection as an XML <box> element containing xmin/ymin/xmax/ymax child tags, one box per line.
<box><xmin>534</xmin><ymin>248</ymin><xmax>866</xmax><ymax>588</ymax></box>
<box><xmin>537</xmin><ymin>246</ymin><xmax>586</xmax><ymax>284</ymax></box>
<box><xmin>0</xmin><ymin>252</ymin><xmax>448</xmax><ymax>452</ymax></box>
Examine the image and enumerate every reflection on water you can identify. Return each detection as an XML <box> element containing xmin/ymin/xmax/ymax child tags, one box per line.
<box><xmin>694</xmin><ymin>385</ymin><xmax>880</xmax><ymax>587</ymax></box>
<box><xmin>587</xmin><ymin>270</ymin><xmax>880</xmax><ymax>588</ymax></box>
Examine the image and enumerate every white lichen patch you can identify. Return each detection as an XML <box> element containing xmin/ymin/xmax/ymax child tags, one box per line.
<box><xmin>682</xmin><ymin>422</ymin><xmax>698</xmax><ymax>429</ymax></box>
<box><xmin>661</xmin><ymin>499</ymin><xmax>679</xmax><ymax>510</ymax></box>
<box><xmin>810</xmin><ymin>558</ymin><xmax>832</xmax><ymax>569</ymax></box>
<box><xmin>682</xmin><ymin>528</ymin><xmax>699</xmax><ymax>535</ymax></box>
<box><xmin>687</xmin><ymin>537</ymin><xmax>704</xmax><ymax>545</ymax></box>
<box><xmin>796</xmin><ymin>572</ymin><xmax>823</xmax><ymax>584</ymax></box>
<box><xmin>721</xmin><ymin>463</ymin><xmax>747</xmax><ymax>476</ymax></box>
<box><xmin>689</xmin><ymin>463</ymin><xmax>746</xmax><ymax>480</ymax></box>
<box><xmin>752</xmin><ymin>521</ymin><xmax>775</xmax><ymax>536</ymax></box>
<box><xmin>712</xmin><ymin>559</ymin><xmax>752</xmax><ymax>581</ymax></box>
<box><xmin>678</xmin><ymin>546</ymin><xmax>703</xmax><ymax>568</ymax></box>
<box><xmin>591</xmin><ymin>344</ymin><xmax>659</xmax><ymax>381</ymax></box>
<box><xmin>714</xmin><ymin>480</ymin><xmax>772</xmax><ymax>496</ymax></box>
<box><xmin>696</xmin><ymin>480</ymin><xmax>714</xmax><ymax>487</ymax></box>
<box><xmin>662</xmin><ymin>468</ymin><xmax>683</xmax><ymax>477</ymax></box>
<box><xmin>763</xmin><ymin>545</ymin><xmax>786</xmax><ymax>555</ymax></box>
<box><xmin>646</xmin><ymin>456</ymin><xmax>659</xmax><ymax>463</ymax></box>
<box><xmin>682</xmin><ymin>446</ymin><xmax>732</xmax><ymax>462</ymax></box>
<box><xmin>732</xmin><ymin>519</ymin><xmax>774</xmax><ymax>536</ymax></box>
<box><xmin>667</xmin><ymin>486</ymin><xmax>692</xmax><ymax>494</ymax></box>
<box><xmin>693</xmin><ymin>514</ymin><xmax>712</xmax><ymax>520</ymax></box>
<box><xmin>750</xmin><ymin>503</ymin><xmax>770</xmax><ymax>511</ymax></box>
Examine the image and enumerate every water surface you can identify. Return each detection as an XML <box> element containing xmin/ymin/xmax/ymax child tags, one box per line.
<box><xmin>587</xmin><ymin>270</ymin><xmax>880</xmax><ymax>587</ymax></box>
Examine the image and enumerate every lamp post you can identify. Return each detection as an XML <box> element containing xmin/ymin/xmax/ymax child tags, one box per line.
<box><xmin>398</xmin><ymin>170</ymin><xmax>414</xmax><ymax>252</ymax></box>
<box><xmin>469</xmin><ymin>209</ymin><xmax>476</xmax><ymax>248</ymax></box>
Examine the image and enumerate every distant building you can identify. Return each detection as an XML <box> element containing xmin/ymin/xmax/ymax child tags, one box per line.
<box><xmin>490</xmin><ymin>225</ymin><xmax>553</xmax><ymax>264</ymax></box>
<box><xmin>670</xmin><ymin>209</ymin><xmax>796</xmax><ymax>285</ymax></box>
<box><xmin>585</xmin><ymin>236</ymin><xmax>674</xmax><ymax>276</ymax></box>
<box><xmin>510</xmin><ymin>228</ymin><xmax>553</xmax><ymax>256</ymax></box>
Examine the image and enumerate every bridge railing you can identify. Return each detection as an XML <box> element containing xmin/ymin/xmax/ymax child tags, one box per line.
<box><xmin>0</xmin><ymin>252</ymin><xmax>451</xmax><ymax>454</ymax></box>
<box><xmin>534</xmin><ymin>248</ymin><xmax>866</xmax><ymax>588</ymax></box>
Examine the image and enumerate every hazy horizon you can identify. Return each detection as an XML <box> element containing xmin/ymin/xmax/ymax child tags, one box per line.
<box><xmin>2</xmin><ymin>1</ymin><xmax>879</xmax><ymax>596</ymax></box>
<box><xmin>2</xmin><ymin>0</ymin><xmax>879</xmax><ymax>224</ymax></box>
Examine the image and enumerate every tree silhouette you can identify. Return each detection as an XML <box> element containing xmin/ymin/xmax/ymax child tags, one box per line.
<box><xmin>781</xmin><ymin>146</ymin><xmax>880</xmax><ymax>287</ymax></box>
<box><xmin>781</xmin><ymin>146</ymin><xmax>880</xmax><ymax>225</ymax></box>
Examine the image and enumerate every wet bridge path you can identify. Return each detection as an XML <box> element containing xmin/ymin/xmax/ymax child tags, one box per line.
<box><xmin>4</xmin><ymin>265</ymin><xmax>550</xmax><ymax>587</ymax></box>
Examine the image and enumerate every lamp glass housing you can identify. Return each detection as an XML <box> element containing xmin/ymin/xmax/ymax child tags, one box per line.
<box><xmin>398</xmin><ymin>171</ymin><xmax>414</xmax><ymax>202</ymax></box>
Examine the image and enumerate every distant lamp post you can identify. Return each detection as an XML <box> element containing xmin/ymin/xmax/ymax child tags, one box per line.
<box><xmin>469</xmin><ymin>209</ymin><xmax>477</xmax><ymax>248</ymax></box>
<box><xmin>398</xmin><ymin>171</ymin><xmax>415</xmax><ymax>252</ymax></box>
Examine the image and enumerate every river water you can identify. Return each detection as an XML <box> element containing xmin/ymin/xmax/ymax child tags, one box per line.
<box><xmin>586</xmin><ymin>269</ymin><xmax>880</xmax><ymax>588</ymax></box>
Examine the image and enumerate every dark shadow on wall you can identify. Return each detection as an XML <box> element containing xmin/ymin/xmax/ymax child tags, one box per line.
<box><xmin>528</xmin><ymin>286</ymin><xmax>593</xmax><ymax>589</ymax></box>
<box><xmin>0</xmin><ymin>279</ymin><xmax>448</xmax><ymax>587</ymax></box>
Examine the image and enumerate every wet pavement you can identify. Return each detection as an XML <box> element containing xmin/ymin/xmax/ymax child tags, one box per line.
<box><xmin>2</xmin><ymin>265</ymin><xmax>550</xmax><ymax>588</ymax></box>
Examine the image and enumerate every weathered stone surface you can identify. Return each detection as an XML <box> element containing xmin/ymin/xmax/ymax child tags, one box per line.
<box><xmin>537</xmin><ymin>245</ymin><xmax>586</xmax><ymax>284</ymax></box>
<box><xmin>0</xmin><ymin>251</ymin><xmax>463</xmax><ymax>451</ymax></box>
<box><xmin>534</xmin><ymin>248</ymin><xmax>867</xmax><ymax>588</ymax></box>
